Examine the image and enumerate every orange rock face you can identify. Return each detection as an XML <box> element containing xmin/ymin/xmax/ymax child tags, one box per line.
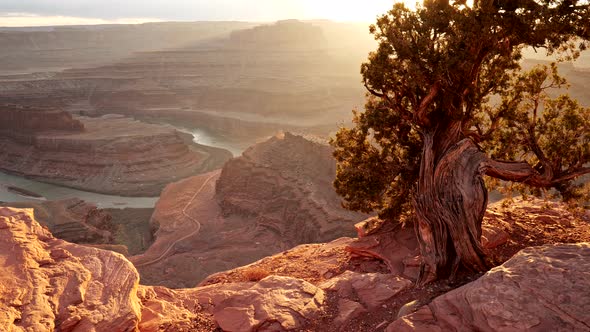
<box><xmin>0</xmin><ymin>207</ymin><xmax>141</xmax><ymax>332</ymax></box>
<box><xmin>0</xmin><ymin>207</ymin><xmax>346</xmax><ymax>332</ymax></box>
<box><xmin>0</xmin><ymin>207</ymin><xmax>220</xmax><ymax>332</ymax></box>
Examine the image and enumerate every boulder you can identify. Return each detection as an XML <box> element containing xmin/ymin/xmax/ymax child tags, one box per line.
<box><xmin>334</xmin><ymin>299</ymin><xmax>367</xmax><ymax>327</ymax></box>
<box><xmin>0</xmin><ymin>207</ymin><xmax>141</xmax><ymax>332</ymax></box>
<box><xmin>195</xmin><ymin>275</ymin><xmax>325</xmax><ymax>332</ymax></box>
<box><xmin>387</xmin><ymin>243</ymin><xmax>590</xmax><ymax>331</ymax></box>
<box><xmin>321</xmin><ymin>271</ymin><xmax>412</xmax><ymax>310</ymax></box>
<box><xmin>346</xmin><ymin>222</ymin><xmax>418</xmax><ymax>277</ymax></box>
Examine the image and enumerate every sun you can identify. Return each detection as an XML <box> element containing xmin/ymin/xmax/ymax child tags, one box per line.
<box><xmin>301</xmin><ymin>1</ymin><xmax>418</xmax><ymax>22</ymax></box>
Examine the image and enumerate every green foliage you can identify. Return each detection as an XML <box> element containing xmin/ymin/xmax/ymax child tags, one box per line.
<box><xmin>332</xmin><ymin>0</ymin><xmax>590</xmax><ymax>220</ymax></box>
<box><xmin>484</xmin><ymin>64</ymin><xmax>590</xmax><ymax>201</ymax></box>
<box><xmin>331</xmin><ymin>95</ymin><xmax>421</xmax><ymax>220</ymax></box>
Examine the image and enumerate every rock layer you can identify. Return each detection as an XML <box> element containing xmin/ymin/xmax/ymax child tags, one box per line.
<box><xmin>0</xmin><ymin>22</ymin><xmax>255</xmax><ymax>74</ymax></box>
<box><xmin>0</xmin><ymin>109</ymin><xmax>231</xmax><ymax>196</ymax></box>
<box><xmin>0</xmin><ymin>106</ymin><xmax>84</xmax><ymax>133</ymax></box>
<box><xmin>217</xmin><ymin>132</ymin><xmax>362</xmax><ymax>245</ymax></box>
<box><xmin>1</xmin><ymin>198</ymin><xmax>113</xmax><ymax>244</ymax></box>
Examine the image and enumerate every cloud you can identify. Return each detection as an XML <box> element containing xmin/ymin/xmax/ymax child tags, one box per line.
<box><xmin>0</xmin><ymin>0</ymin><xmax>305</xmax><ymax>21</ymax></box>
<box><xmin>0</xmin><ymin>13</ymin><xmax>161</xmax><ymax>27</ymax></box>
<box><xmin>0</xmin><ymin>0</ymin><xmax>399</xmax><ymax>26</ymax></box>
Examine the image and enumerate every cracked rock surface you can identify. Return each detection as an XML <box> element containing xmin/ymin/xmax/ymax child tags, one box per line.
<box><xmin>388</xmin><ymin>243</ymin><xmax>590</xmax><ymax>332</ymax></box>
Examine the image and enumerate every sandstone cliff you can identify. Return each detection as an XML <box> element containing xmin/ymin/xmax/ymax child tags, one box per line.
<box><xmin>131</xmin><ymin>133</ymin><xmax>367</xmax><ymax>288</ymax></box>
<box><xmin>0</xmin><ymin>198</ymin><xmax>113</xmax><ymax>244</ymax></box>
<box><xmin>0</xmin><ymin>106</ymin><xmax>84</xmax><ymax>133</ymax></box>
<box><xmin>0</xmin><ymin>199</ymin><xmax>155</xmax><ymax>256</ymax></box>
<box><xmin>229</xmin><ymin>20</ymin><xmax>326</xmax><ymax>49</ymax></box>
<box><xmin>0</xmin><ymin>110</ymin><xmax>231</xmax><ymax>196</ymax></box>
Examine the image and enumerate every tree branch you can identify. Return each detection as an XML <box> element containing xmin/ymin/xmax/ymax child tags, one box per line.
<box><xmin>553</xmin><ymin>167</ymin><xmax>590</xmax><ymax>184</ymax></box>
<box><xmin>524</xmin><ymin>92</ymin><xmax>554</xmax><ymax>180</ymax></box>
<box><xmin>481</xmin><ymin>159</ymin><xmax>552</xmax><ymax>187</ymax></box>
<box><xmin>364</xmin><ymin>80</ymin><xmax>415</xmax><ymax>123</ymax></box>
<box><xmin>482</xmin><ymin>159</ymin><xmax>590</xmax><ymax>188</ymax></box>
<box><xmin>364</xmin><ymin>81</ymin><xmax>386</xmax><ymax>98</ymax></box>
<box><xmin>415</xmin><ymin>82</ymin><xmax>440</xmax><ymax>127</ymax></box>
<box><xmin>479</xmin><ymin>92</ymin><xmax>521</xmax><ymax>141</ymax></box>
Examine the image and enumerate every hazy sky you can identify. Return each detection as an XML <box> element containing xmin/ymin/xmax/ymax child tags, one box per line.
<box><xmin>0</xmin><ymin>1</ymin><xmax>416</xmax><ymax>27</ymax></box>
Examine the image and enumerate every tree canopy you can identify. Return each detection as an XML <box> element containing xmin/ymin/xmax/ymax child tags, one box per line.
<box><xmin>332</xmin><ymin>0</ymin><xmax>590</xmax><ymax>280</ymax></box>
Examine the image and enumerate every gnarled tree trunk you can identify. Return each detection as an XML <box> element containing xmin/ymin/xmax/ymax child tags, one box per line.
<box><xmin>413</xmin><ymin>127</ymin><xmax>490</xmax><ymax>283</ymax></box>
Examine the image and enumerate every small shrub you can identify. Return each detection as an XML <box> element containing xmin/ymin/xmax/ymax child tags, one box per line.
<box><xmin>240</xmin><ymin>267</ymin><xmax>270</xmax><ymax>282</ymax></box>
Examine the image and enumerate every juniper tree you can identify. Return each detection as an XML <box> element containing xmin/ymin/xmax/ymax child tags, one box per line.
<box><xmin>332</xmin><ymin>0</ymin><xmax>590</xmax><ymax>282</ymax></box>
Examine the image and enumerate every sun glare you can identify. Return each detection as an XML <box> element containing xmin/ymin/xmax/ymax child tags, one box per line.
<box><xmin>0</xmin><ymin>1</ymin><xmax>426</xmax><ymax>27</ymax></box>
<box><xmin>302</xmin><ymin>0</ymin><xmax>418</xmax><ymax>22</ymax></box>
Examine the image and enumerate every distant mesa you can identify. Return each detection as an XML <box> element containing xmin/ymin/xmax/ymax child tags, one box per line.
<box><xmin>0</xmin><ymin>20</ymin><xmax>368</xmax><ymax>144</ymax></box>
<box><xmin>0</xmin><ymin>106</ymin><xmax>231</xmax><ymax>196</ymax></box>
<box><xmin>229</xmin><ymin>20</ymin><xmax>327</xmax><ymax>49</ymax></box>
<box><xmin>0</xmin><ymin>21</ymin><xmax>257</xmax><ymax>73</ymax></box>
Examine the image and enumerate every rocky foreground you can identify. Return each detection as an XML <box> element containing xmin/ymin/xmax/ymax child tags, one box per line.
<box><xmin>1</xmin><ymin>200</ymin><xmax>590</xmax><ymax>332</ymax></box>
<box><xmin>0</xmin><ymin>106</ymin><xmax>231</xmax><ymax>196</ymax></box>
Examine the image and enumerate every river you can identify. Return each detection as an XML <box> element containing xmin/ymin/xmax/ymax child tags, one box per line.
<box><xmin>173</xmin><ymin>126</ymin><xmax>247</xmax><ymax>157</ymax></box>
<box><xmin>0</xmin><ymin>126</ymin><xmax>245</xmax><ymax>208</ymax></box>
<box><xmin>0</xmin><ymin>172</ymin><xmax>159</xmax><ymax>208</ymax></box>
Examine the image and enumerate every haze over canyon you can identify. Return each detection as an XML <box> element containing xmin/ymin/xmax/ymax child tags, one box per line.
<box><xmin>1</xmin><ymin>7</ymin><xmax>590</xmax><ymax>332</ymax></box>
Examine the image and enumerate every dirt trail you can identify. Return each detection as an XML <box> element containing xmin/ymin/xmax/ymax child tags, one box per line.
<box><xmin>134</xmin><ymin>173</ymin><xmax>217</xmax><ymax>267</ymax></box>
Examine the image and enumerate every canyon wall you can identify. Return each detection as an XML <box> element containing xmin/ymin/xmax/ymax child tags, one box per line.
<box><xmin>131</xmin><ymin>133</ymin><xmax>368</xmax><ymax>288</ymax></box>
<box><xmin>0</xmin><ymin>20</ymin><xmax>369</xmax><ymax>146</ymax></box>
<box><xmin>0</xmin><ymin>111</ymin><xmax>231</xmax><ymax>196</ymax></box>
<box><xmin>217</xmin><ymin>132</ymin><xmax>358</xmax><ymax>244</ymax></box>
<box><xmin>0</xmin><ymin>198</ymin><xmax>113</xmax><ymax>244</ymax></box>
<box><xmin>0</xmin><ymin>199</ymin><xmax>155</xmax><ymax>256</ymax></box>
<box><xmin>0</xmin><ymin>106</ymin><xmax>84</xmax><ymax>133</ymax></box>
<box><xmin>0</xmin><ymin>22</ymin><xmax>256</xmax><ymax>74</ymax></box>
